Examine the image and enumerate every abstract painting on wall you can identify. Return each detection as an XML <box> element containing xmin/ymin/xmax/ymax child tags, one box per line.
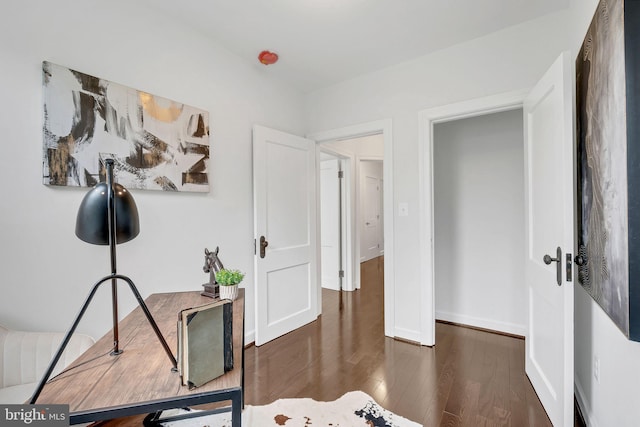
<box><xmin>43</xmin><ymin>61</ymin><xmax>210</xmax><ymax>192</ymax></box>
<box><xmin>576</xmin><ymin>0</ymin><xmax>640</xmax><ymax>341</ymax></box>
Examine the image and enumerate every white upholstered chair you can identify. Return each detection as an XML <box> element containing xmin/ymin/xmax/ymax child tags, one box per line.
<box><xmin>0</xmin><ymin>324</ymin><xmax>94</xmax><ymax>404</ymax></box>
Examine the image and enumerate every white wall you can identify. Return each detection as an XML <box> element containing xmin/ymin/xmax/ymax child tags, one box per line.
<box><xmin>574</xmin><ymin>284</ymin><xmax>640</xmax><ymax>427</ymax></box>
<box><xmin>0</xmin><ymin>0</ymin><xmax>305</xmax><ymax>343</ymax></box>
<box><xmin>305</xmin><ymin>6</ymin><xmax>578</xmax><ymax>345</ymax></box>
<box><xmin>320</xmin><ymin>134</ymin><xmax>384</xmax><ymax>157</ymax></box>
<box><xmin>433</xmin><ymin>109</ymin><xmax>524</xmax><ymax>336</ymax></box>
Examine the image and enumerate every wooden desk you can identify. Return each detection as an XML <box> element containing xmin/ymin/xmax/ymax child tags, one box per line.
<box><xmin>36</xmin><ymin>290</ymin><xmax>245</xmax><ymax>426</ymax></box>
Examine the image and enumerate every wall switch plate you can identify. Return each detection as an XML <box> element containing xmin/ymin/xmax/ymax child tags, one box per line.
<box><xmin>399</xmin><ymin>202</ymin><xmax>409</xmax><ymax>216</ymax></box>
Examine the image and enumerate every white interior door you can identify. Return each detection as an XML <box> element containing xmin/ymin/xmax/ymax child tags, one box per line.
<box><xmin>362</xmin><ymin>174</ymin><xmax>380</xmax><ymax>261</ymax></box>
<box><xmin>253</xmin><ymin>125</ymin><xmax>318</xmax><ymax>346</ymax></box>
<box><xmin>523</xmin><ymin>51</ymin><xmax>574</xmax><ymax>426</ymax></box>
<box><xmin>320</xmin><ymin>158</ymin><xmax>340</xmax><ymax>290</ymax></box>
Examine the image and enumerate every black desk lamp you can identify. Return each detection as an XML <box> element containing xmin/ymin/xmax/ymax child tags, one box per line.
<box><xmin>30</xmin><ymin>159</ymin><xmax>177</xmax><ymax>404</ymax></box>
<box><xmin>75</xmin><ymin>158</ymin><xmax>140</xmax><ymax>355</ymax></box>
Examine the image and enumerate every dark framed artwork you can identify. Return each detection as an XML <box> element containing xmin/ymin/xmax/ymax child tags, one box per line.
<box><xmin>576</xmin><ymin>0</ymin><xmax>640</xmax><ymax>340</ymax></box>
<box><xmin>43</xmin><ymin>61</ymin><xmax>210</xmax><ymax>192</ymax></box>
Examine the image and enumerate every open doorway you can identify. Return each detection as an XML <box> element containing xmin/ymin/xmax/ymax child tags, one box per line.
<box><xmin>432</xmin><ymin>108</ymin><xmax>526</xmax><ymax>336</ymax></box>
<box><xmin>319</xmin><ymin>134</ymin><xmax>384</xmax><ymax>294</ymax></box>
<box><xmin>309</xmin><ymin>119</ymin><xmax>395</xmax><ymax>338</ymax></box>
<box><xmin>418</xmin><ymin>90</ymin><xmax>528</xmax><ymax>345</ymax></box>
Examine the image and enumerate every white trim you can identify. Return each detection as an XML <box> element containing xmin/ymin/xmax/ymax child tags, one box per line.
<box><xmin>420</xmin><ymin>90</ymin><xmax>529</xmax><ymax>124</ymax></box>
<box><xmin>435</xmin><ymin>310</ymin><xmax>526</xmax><ymax>337</ymax></box>
<box><xmin>245</xmin><ymin>329</ymin><xmax>255</xmax><ymax>346</ymax></box>
<box><xmin>575</xmin><ymin>377</ymin><xmax>598</xmax><ymax>427</ymax></box>
<box><xmin>308</xmin><ymin>119</ymin><xmax>395</xmax><ymax>338</ymax></box>
<box><xmin>418</xmin><ymin>89</ymin><xmax>528</xmax><ymax>346</ymax></box>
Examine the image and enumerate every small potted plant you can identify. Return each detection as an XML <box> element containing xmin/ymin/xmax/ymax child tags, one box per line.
<box><xmin>215</xmin><ymin>269</ymin><xmax>244</xmax><ymax>301</ymax></box>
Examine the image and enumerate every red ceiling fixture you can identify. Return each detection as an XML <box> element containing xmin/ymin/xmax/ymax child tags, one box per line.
<box><xmin>258</xmin><ymin>50</ymin><xmax>279</xmax><ymax>65</ymax></box>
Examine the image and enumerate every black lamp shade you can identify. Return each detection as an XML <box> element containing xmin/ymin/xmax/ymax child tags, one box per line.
<box><xmin>75</xmin><ymin>182</ymin><xmax>140</xmax><ymax>245</ymax></box>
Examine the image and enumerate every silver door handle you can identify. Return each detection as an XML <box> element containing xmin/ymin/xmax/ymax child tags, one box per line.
<box><xmin>543</xmin><ymin>246</ymin><xmax>562</xmax><ymax>286</ymax></box>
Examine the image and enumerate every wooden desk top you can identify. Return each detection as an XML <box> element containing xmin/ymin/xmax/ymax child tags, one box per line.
<box><xmin>36</xmin><ymin>290</ymin><xmax>244</xmax><ymax>419</ymax></box>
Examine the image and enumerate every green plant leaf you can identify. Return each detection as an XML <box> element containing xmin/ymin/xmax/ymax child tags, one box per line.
<box><xmin>215</xmin><ymin>268</ymin><xmax>245</xmax><ymax>286</ymax></box>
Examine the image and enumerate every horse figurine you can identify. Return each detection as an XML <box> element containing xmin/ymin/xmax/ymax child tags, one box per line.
<box><xmin>202</xmin><ymin>247</ymin><xmax>224</xmax><ymax>298</ymax></box>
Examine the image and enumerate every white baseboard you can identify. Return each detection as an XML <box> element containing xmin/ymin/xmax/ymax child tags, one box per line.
<box><xmin>245</xmin><ymin>329</ymin><xmax>255</xmax><ymax>346</ymax></box>
<box><xmin>575</xmin><ymin>377</ymin><xmax>597</xmax><ymax>427</ymax></box>
<box><xmin>435</xmin><ymin>310</ymin><xmax>525</xmax><ymax>337</ymax></box>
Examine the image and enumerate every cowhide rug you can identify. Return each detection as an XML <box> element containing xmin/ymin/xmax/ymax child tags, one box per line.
<box><xmin>159</xmin><ymin>391</ymin><xmax>422</xmax><ymax>427</ymax></box>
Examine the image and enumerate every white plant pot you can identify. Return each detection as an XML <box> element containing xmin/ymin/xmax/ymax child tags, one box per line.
<box><xmin>220</xmin><ymin>284</ymin><xmax>239</xmax><ymax>301</ymax></box>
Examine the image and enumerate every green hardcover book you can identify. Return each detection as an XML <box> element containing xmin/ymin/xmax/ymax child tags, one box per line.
<box><xmin>177</xmin><ymin>299</ymin><xmax>233</xmax><ymax>388</ymax></box>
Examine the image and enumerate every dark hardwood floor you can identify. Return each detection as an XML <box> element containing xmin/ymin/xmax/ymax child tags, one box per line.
<box><xmin>244</xmin><ymin>256</ymin><xmax>553</xmax><ymax>427</ymax></box>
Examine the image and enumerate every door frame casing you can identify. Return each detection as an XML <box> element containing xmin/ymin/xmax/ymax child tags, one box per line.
<box><xmin>308</xmin><ymin>119</ymin><xmax>394</xmax><ymax>338</ymax></box>
<box><xmin>418</xmin><ymin>89</ymin><xmax>529</xmax><ymax>346</ymax></box>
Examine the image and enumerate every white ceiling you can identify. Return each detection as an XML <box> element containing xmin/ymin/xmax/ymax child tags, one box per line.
<box><xmin>142</xmin><ymin>0</ymin><xmax>570</xmax><ymax>93</ymax></box>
